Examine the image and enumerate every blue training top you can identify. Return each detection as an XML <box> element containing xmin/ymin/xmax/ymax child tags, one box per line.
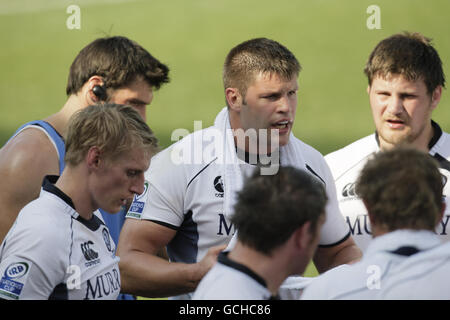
<box><xmin>9</xmin><ymin>120</ymin><xmax>66</xmax><ymax>174</ymax></box>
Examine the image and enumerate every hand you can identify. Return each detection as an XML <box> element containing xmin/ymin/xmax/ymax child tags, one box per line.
<box><xmin>196</xmin><ymin>244</ymin><xmax>227</xmax><ymax>279</ymax></box>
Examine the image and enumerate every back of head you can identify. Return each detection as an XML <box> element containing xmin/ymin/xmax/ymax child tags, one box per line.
<box><xmin>364</xmin><ymin>31</ymin><xmax>445</xmax><ymax>94</ymax></box>
<box><xmin>231</xmin><ymin>166</ymin><xmax>327</xmax><ymax>255</ymax></box>
<box><xmin>356</xmin><ymin>147</ymin><xmax>444</xmax><ymax>232</ymax></box>
<box><xmin>66</xmin><ymin>36</ymin><xmax>170</xmax><ymax>95</ymax></box>
<box><xmin>223</xmin><ymin>38</ymin><xmax>301</xmax><ymax>98</ymax></box>
<box><xmin>64</xmin><ymin>104</ymin><xmax>158</xmax><ymax>166</ymax></box>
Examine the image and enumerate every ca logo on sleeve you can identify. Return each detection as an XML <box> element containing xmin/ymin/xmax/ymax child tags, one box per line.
<box><xmin>0</xmin><ymin>262</ymin><xmax>31</xmax><ymax>300</ymax></box>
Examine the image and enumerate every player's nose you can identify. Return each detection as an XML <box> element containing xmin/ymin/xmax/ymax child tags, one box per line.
<box><xmin>130</xmin><ymin>173</ymin><xmax>146</xmax><ymax>195</ymax></box>
<box><xmin>386</xmin><ymin>95</ymin><xmax>404</xmax><ymax>115</ymax></box>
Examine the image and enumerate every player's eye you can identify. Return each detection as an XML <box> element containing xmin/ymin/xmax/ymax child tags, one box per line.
<box><xmin>127</xmin><ymin>170</ymin><xmax>138</xmax><ymax>177</ymax></box>
<box><xmin>263</xmin><ymin>94</ymin><xmax>280</xmax><ymax>101</ymax></box>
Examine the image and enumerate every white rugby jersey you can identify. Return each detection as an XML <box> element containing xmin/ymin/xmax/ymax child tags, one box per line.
<box><xmin>378</xmin><ymin>240</ymin><xmax>450</xmax><ymax>299</ymax></box>
<box><xmin>193</xmin><ymin>252</ymin><xmax>276</xmax><ymax>300</ymax></box>
<box><xmin>325</xmin><ymin>121</ymin><xmax>450</xmax><ymax>252</ymax></box>
<box><xmin>0</xmin><ymin>176</ymin><xmax>120</xmax><ymax>300</ymax></box>
<box><xmin>300</xmin><ymin>230</ymin><xmax>442</xmax><ymax>299</ymax></box>
<box><xmin>127</xmin><ymin>126</ymin><xmax>350</xmax><ymax>269</ymax></box>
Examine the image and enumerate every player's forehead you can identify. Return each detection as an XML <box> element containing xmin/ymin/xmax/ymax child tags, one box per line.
<box><xmin>248</xmin><ymin>71</ymin><xmax>298</xmax><ymax>90</ymax></box>
<box><xmin>108</xmin><ymin>147</ymin><xmax>151</xmax><ymax>170</ymax></box>
<box><xmin>371</xmin><ymin>73</ymin><xmax>428</xmax><ymax>92</ymax></box>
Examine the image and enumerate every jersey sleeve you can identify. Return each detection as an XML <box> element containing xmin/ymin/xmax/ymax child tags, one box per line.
<box><xmin>318</xmin><ymin>159</ymin><xmax>351</xmax><ymax>246</ymax></box>
<box><xmin>0</xmin><ymin>211</ymin><xmax>67</xmax><ymax>300</ymax></box>
<box><xmin>126</xmin><ymin>147</ymin><xmax>187</xmax><ymax>229</ymax></box>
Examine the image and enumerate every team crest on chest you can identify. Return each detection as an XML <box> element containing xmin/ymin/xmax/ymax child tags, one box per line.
<box><xmin>102</xmin><ymin>228</ymin><xmax>113</xmax><ymax>253</ymax></box>
<box><xmin>342</xmin><ymin>182</ymin><xmax>357</xmax><ymax>199</ymax></box>
<box><xmin>214</xmin><ymin>176</ymin><xmax>224</xmax><ymax>198</ymax></box>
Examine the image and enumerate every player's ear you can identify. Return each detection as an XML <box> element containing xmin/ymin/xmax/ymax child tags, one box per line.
<box><xmin>86</xmin><ymin>76</ymin><xmax>105</xmax><ymax>104</ymax></box>
<box><xmin>366</xmin><ymin>85</ymin><xmax>371</xmax><ymax>95</ymax></box>
<box><xmin>86</xmin><ymin>146</ymin><xmax>102</xmax><ymax>170</ymax></box>
<box><xmin>430</xmin><ymin>85</ymin><xmax>442</xmax><ymax>110</ymax></box>
<box><xmin>225</xmin><ymin>87</ymin><xmax>243</xmax><ymax>112</ymax></box>
<box><xmin>293</xmin><ymin>221</ymin><xmax>312</xmax><ymax>250</ymax></box>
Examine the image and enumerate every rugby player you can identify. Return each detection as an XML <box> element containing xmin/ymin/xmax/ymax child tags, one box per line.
<box><xmin>193</xmin><ymin>166</ymin><xmax>327</xmax><ymax>300</ymax></box>
<box><xmin>117</xmin><ymin>37</ymin><xmax>361</xmax><ymax>299</ymax></box>
<box><xmin>0</xmin><ymin>104</ymin><xmax>157</xmax><ymax>300</ymax></box>
<box><xmin>325</xmin><ymin>32</ymin><xmax>449</xmax><ymax>252</ymax></box>
<box><xmin>301</xmin><ymin>147</ymin><xmax>446</xmax><ymax>299</ymax></box>
<box><xmin>0</xmin><ymin>36</ymin><xmax>169</xmax><ymax>248</ymax></box>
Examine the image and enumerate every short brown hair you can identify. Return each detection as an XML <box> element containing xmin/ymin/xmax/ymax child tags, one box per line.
<box><xmin>232</xmin><ymin>166</ymin><xmax>327</xmax><ymax>255</ymax></box>
<box><xmin>65</xmin><ymin>104</ymin><xmax>158</xmax><ymax>166</ymax></box>
<box><xmin>223</xmin><ymin>38</ymin><xmax>301</xmax><ymax>99</ymax></box>
<box><xmin>356</xmin><ymin>147</ymin><xmax>444</xmax><ymax>232</ymax></box>
<box><xmin>364</xmin><ymin>32</ymin><xmax>445</xmax><ymax>94</ymax></box>
<box><xmin>66</xmin><ymin>36</ymin><xmax>169</xmax><ymax>95</ymax></box>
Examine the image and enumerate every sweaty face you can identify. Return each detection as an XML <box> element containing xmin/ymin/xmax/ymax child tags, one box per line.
<box><xmin>108</xmin><ymin>77</ymin><xmax>153</xmax><ymax>121</ymax></box>
<box><xmin>368</xmin><ymin>74</ymin><xmax>441</xmax><ymax>151</ymax></box>
<box><xmin>237</xmin><ymin>73</ymin><xmax>298</xmax><ymax>153</ymax></box>
<box><xmin>90</xmin><ymin>147</ymin><xmax>151</xmax><ymax>214</ymax></box>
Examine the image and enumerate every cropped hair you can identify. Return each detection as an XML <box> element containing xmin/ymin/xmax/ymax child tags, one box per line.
<box><xmin>66</xmin><ymin>36</ymin><xmax>169</xmax><ymax>95</ymax></box>
<box><xmin>232</xmin><ymin>166</ymin><xmax>327</xmax><ymax>255</ymax></box>
<box><xmin>223</xmin><ymin>38</ymin><xmax>301</xmax><ymax>99</ymax></box>
<box><xmin>356</xmin><ymin>147</ymin><xmax>444</xmax><ymax>232</ymax></box>
<box><xmin>65</xmin><ymin>104</ymin><xmax>158</xmax><ymax>166</ymax></box>
<box><xmin>364</xmin><ymin>32</ymin><xmax>445</xmax><ymax>94</ymax></box>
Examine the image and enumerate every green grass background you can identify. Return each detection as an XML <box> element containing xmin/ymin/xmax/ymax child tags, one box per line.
<box><xmin>1</xmin><ymin>0</ymin><xmax>449</xmax><ymax>281</ymax></box>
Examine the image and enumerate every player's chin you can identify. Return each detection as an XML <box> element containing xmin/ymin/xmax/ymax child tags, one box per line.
<box><xmin>277</xmin><ymin>133</ymin><xmax>291</xmax><ymax>147</ymax></box>
<box><xmin>105</xmin><ymin>200</ymin><xmax>127</xmax><ymax>214</ymax></box>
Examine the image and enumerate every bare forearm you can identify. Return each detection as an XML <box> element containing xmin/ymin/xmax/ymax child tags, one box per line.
<box><xmin>314</xmin><ymin>244</ymin><xmax>362</xmax><ymax>274</ymax></box>
<box><xmin>119</xmin><ymin>250</ymin><xmax>202</xmax><ymax>298</ymax></box>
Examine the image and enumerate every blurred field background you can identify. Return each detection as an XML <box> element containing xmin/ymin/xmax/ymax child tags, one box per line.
<box><xmin>1</xmin><ymin>0</ymin><xmax>449</xmax><ymax>281</ymax></box>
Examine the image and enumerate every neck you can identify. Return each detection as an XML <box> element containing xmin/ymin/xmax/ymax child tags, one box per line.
<box><xmin>228</xmin><ymin>243</ymin><xmax>291</xmax><ymax>296</ymax></box>
<box><xmin>55</xmin><ymin>165</ymin><xmax>94</xmax><ymax>220</ymax></box>
<box><xmin>45</xmin><ymin>94</ymin><xmax>88</xmax><ymax>138</ymax></box>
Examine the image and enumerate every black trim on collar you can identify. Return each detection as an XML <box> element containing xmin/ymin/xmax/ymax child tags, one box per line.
<box><xmin>433</xmin><ymin>153</ymin><xmax>450</xmax><ymax>172</ymax></box>
<box><xmin>429</xmin><ymin>120</ymin><xmax>442</xmax><ymax>149</ymax></box>
<box><xmin>374</xmin><ymin>120</ymin><xmax>442</xmax><ymax>150</ymax></box>
<box><xmin>389</xmin><ymin>246</ymin><xmax>420</xmax><ymax>257</ymax></box>
<box><xmin>218</xmin><ymin>252</ymin><xmax>268</xmax><ymax>288</ymax></box>
<box><xmin>42</xmin><ymin>175</ymin><xmax>75</xmax><ymax>210</ymax></box>
<box><xmin>76</xmin><ymin>214</ymin><xmax>104</xmax><ymax>232</ymax></box>
<box><xmin>42</xmin><ymin>175</ymin><xmax>103</xmax><ymax>232</ymax></box>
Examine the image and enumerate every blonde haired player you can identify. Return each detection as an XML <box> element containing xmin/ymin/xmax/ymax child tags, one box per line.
<box><xmin>0</xmin><ymin>104</ymin><xmax>157</xmax><ymax>300</ymax></box>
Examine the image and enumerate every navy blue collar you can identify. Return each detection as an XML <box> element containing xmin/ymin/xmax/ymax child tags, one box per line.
<box><xmin>42</xmin><ymin>175</ymin><xmax>103</xmax><ymax>231</ymax></box>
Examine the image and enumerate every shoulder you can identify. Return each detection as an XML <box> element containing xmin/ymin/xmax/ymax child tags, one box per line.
<box><xmin>194</xmin><ymin>263</ymin><xmax>265</xmax><ymax>300</ymax></box>
<box><xmin>325</xmin><ymin>134</ymin><xmax>378</xmax><ymax>179</ymax></box>
<box><xmin>287</xmin><ymin>137</ymin><xmax>333</xmax><ymax>185</ymax></box>
<box><xmin>432</xmin><ymin>129</ymin><xmax>450</xmax><ymax>159</ymax></box>
<box><xmin>147</xmin><ymin>127</ymin><xmax>219</xmax><ymax>186</ymax></box>
<box><xmin>6</xmin><ymin>194</ymin><xmax>72</xmax><ymax>258</ymax></box>
<box><xmin>0</xmin><ymin>126</ymin><xmax>59</xmax><ymax>175</ymax></box>
<box><xmin>301</xmin><ymin>263</ymin><xmax>365</xmax><ymax>299</ymax></box>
